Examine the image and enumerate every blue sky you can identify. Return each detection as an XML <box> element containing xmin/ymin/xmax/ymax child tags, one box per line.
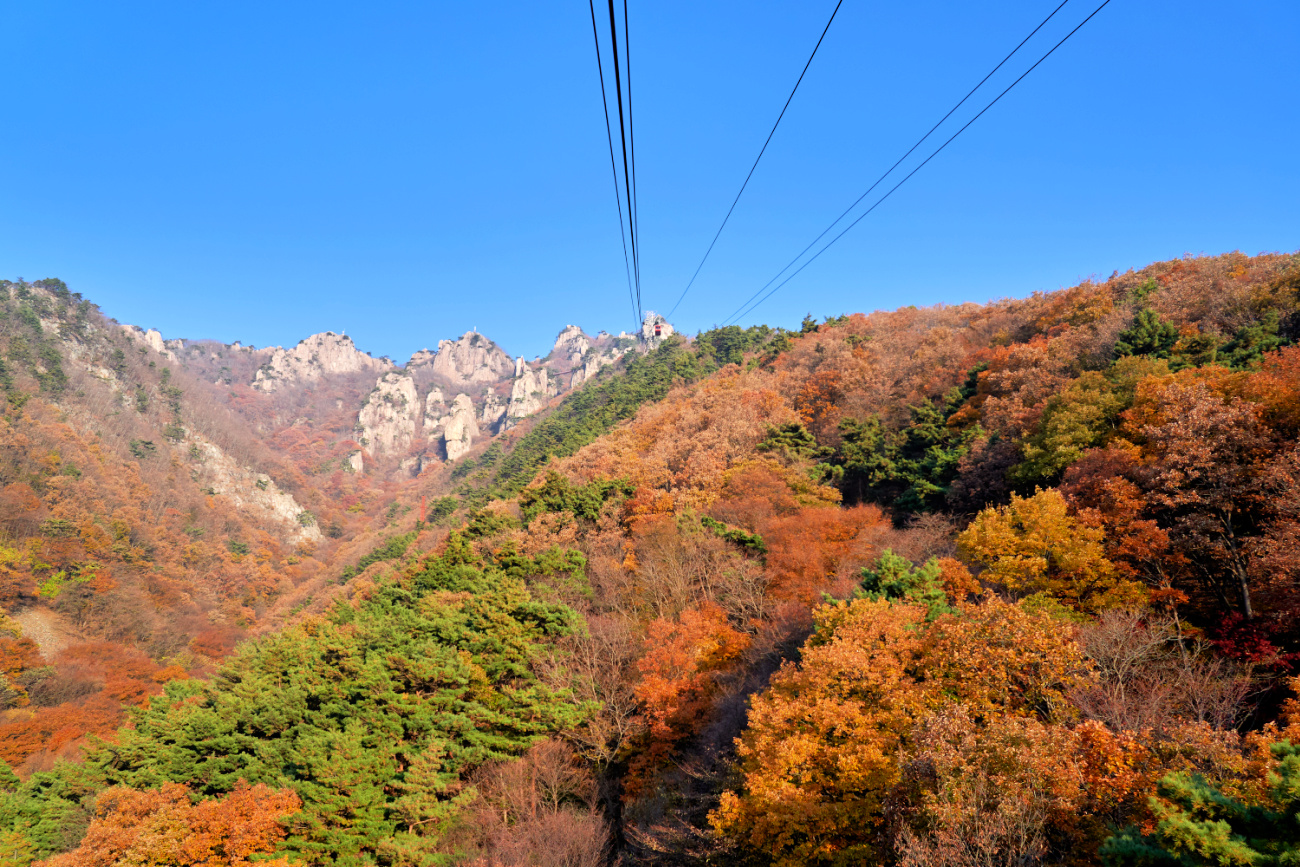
<box><xmin>2</xmin><ymin>1</ymin><xmax>1297</xmax><ymax>362</ymax></box>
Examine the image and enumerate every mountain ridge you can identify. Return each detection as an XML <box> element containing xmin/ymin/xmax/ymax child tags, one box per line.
<box><xmin>129</xmin><ymin>315</ymin><xmax>674</xmax><ymax>477</ymax></box>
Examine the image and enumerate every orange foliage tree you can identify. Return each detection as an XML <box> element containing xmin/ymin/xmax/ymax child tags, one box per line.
<box><xmin>713</xmin><ymin>595</ymin><xmax>1094</xmax><ymax>866</ymax></box>
<box><xmin>628</xmin><ymin>602</ymin><xmax>750</xmax><ymax>788</ymax></box>
<box><xmin>37</xmin><ymin>782</ymin><xmax>301</xmax><ymax>867</ymax></box>
<box><xmin>761</xmin><ymin>504</ymin><xmax>886</xmax><ymax>606</ymax></box>
<box><xmin>712</xmin><ymin>598</ymin><xmax>931</xmax><ymax>866</ymax></box>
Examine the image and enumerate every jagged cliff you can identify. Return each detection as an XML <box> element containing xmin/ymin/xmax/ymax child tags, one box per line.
<box><xmin>356</xmin><ymin>372</ymin><xmax>418</xmax><ymax>458</ymax></box>
<box><xmin>347</xmin><ymin>318</ymin><xmax>670</xmax><ymax>473</ymax></box>
<box><xmin>253</xmin><ymin>332</ymin><xmax>391</xmax><ymax>392</ymax></box>
<box><xmin>441</xmin><ymin>393</ymin><xmax>480</xmax><ymax>461</ymax></box>
<box><xmin>506</xmin><ymin>358</ymin><xmax>554</xmax><ymax>423</ymax></box>
<box><xmin>154</xmin><ymin>315</ymin><xmax>672</xmax><ymax>479</ymax></box>
<box><xmin>554</xmin><ymin>325</ymin><xmax>637</xmax><ymax>388</ymax></box>
<box><xmin>191</xmin><ymin>436</ymin><xmax>324</xmax><ymax>544</ymax></box>
<box><xmin>411</xmin><ymin>331</ymin><xmax>513</xmax><ymax>386</ymax></box>
<box><xmin>119</xmin><ymin>325</ymin><xmax>174</xmax><ymax>360</ymax></box>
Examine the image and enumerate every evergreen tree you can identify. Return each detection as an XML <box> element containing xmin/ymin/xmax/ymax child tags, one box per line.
<box><xmin>836</xmin><ymin>395</ymin><xmax>979</xmax><ymax>512</ymax></box>
<box><xmin>0</xmin><ymin>538</ymin><xmax>593</xmax><ymax>864</ymax></box>
<box><xmin>1102</xmin><ymin>741</ymin><xmax>1300</xmax><ymax>866</ymax></box>
<box><xmin>1115</xmin><ymin>309</ymin><xmax>1180</xmax><ymax>359</ymax></box>
<box><xmin>854</xmin><ymin>550</ymin><xmax>952</xmax><ymax>620</ymax></box>
<box><xmin>1222</xmin><ymin>310</ymin><xmax>1289</xmax><ymax>369</ymax></box>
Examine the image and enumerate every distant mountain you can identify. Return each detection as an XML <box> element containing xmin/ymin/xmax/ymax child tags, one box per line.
<box><xmin>165</xmin><ymin>314</ymin><xmax>674</xmax><ymax>477</ymax></box>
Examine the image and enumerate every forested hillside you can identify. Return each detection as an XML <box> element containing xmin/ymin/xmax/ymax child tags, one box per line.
<box><xmin>0</xmin><ymin>279</ymin><xmax>348</xmax><ymax>778</ymax></box>
<box><xmin>3</xmin><ymin>251</ymin><xmax>1300</xmax><ymax>866</ymax></box>
<box><xmin>0</xmin><ymin>276</ymin><xmax>774</xmax><ymax>790</ymax></box>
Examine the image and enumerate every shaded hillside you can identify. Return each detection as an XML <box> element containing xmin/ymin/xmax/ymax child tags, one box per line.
<box><xmin>0</xmin><ymin>280</ymin><xmax>346</xmax><ymax>775</ymax></box>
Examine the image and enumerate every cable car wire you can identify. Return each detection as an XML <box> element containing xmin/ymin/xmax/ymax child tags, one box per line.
<box><xmin>606</xmin><ymin>0</ymin><xmax>642</xmax><ymax>322</ymax></box>
<box><xmin>724</xmin><ymin>0</ymin><xmax>1112</xmax><ymax>326</ymax></box>
<box><xmin>724</xmin><ymin>0</ymin><xmax>1073</xmax><ymax>324</ymax></box>
<box><xmin>587</xmin><ymin>0</ymin><xmax>640</xmax><ymax>331</ymax></box>
<box><xmin>624</xmin><ymin>0</ymin><xmax>643</xmax><ymax>317</ymax></box>
<box><xmin>666</xmin><ymin>0</ymin><xmax>845</xmax><ymax>320</ymax></box>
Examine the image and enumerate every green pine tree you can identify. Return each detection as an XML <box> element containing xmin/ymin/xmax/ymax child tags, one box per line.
<box><xmin>1101</xmin><ymin>740</ymin><xmax>1300</xmax><ymax>866</ymax></box>
<box><xmin>854</xmin><ymin>550</ymin><xmax>953</xmax><ymax>620</ymax></box>
<box><xmin>1115</xmin><ymin>308</ymin><xmax>1181</xmax><ymax>359</ymax></box>
<box><xmin>0</xmin><ymin>539</ymin><xmax>594</xmax><ymax>864</ymax></box>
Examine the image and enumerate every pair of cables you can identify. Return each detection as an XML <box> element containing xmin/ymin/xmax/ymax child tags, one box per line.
<box><xmin>721</xmin><ymin>0</ymin><xmax>1115</xmax><ymax>326</ymax></box>
<box><xmin>587</xmin><ymin>0</ymin><xmax>643</xmax><ymax>331</ymax></box>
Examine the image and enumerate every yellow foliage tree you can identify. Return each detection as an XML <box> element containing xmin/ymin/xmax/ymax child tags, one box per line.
<box><xmin>922</xmin><ymin>596</ymin><xmax>1094</xmax><ymax>724</ymax></box>
<box><xmin>957</xmin><ymin>488</ymin><xmax>1146</xmax><ymax>611</ymax></box>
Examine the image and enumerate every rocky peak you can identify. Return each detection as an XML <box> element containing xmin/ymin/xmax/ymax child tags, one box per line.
<box><xmin>143</xmin><ymin>328</ymin><xmax>167</xmax><ymax>355</ymax></box>
<box><xmin>547</xmin><ymin>324</ymin><xmax>640</xmax><ymax>389</ymax></box>
<box><xmin>407</xmin><ymin>348</ymin><xmax>437</xmax><ymax>368</ymax></box>
<box><xmin>120</xmin><ymin>325</ymin><xmax>177</xmax><ymax>361</ymax></box>
<box><xmin>253</xmin><ymin>332</ymin><xmax>391</xmax><ymax>392</ymax></box>
<box><xmin>418</xmin><ymin>389</ymin><xmax>478</xmax><ymax>462</ymax></box>
<box><xmin>441</xmin><ymin>394</ymin><xmax>480</xmax><ymax>461</ymax></box>
<box><xmin>428</xmin><ymin>331</ymin><xmax>512</xmax><ymax>385</ymax></box>
<box><xmin>552</xmin><ymin>325</ymin><xmax>591</xmax><ymax>361</ymax></box>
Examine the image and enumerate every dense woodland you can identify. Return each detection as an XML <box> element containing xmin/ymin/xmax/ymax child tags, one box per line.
<box><xmin>0</xmin><ymin>251</ymin><xmax>1299</xmax><ymax>865</ymax></box>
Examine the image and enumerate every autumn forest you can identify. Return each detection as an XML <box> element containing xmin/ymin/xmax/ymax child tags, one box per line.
<box><xmin>1</xmin><ymin>251</ymin><xmax>1299</xmax><ymax>866</ymax></box>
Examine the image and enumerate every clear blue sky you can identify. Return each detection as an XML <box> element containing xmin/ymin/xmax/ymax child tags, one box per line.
<box><xmin>2</xmin><ymin>1</ymin><xmax>1297</xmax><ymax>362</ymax></box>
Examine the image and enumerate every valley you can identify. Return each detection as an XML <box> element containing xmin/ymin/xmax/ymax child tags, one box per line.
<box><xmin>0</xmin><ymin>252</ymin><xmax>1298</xmax><ymax>865</ymax></box>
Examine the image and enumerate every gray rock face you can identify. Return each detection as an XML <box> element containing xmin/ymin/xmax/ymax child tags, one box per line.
<box><xmin>551</xmin><ymin>325</ymin><xmax>591</xmax><ymax>388</ymax></box>
<box><xmin>143</xmin><ymin>328</ymin><xmax>167</xmax><ymax>355</ymax></box>
<box><xmin>480</xmin><ymin>387</ymin><xmax>507</xmax><ymax>433</ymax></box>
<box><xmin>427</xmin><ymin>332</ymin><xmax>512</xmax><ymax>386</ymax></box>
<box><xmin>250</xmin><ymin>316</ymin><xmax>682</xmax><ymax>480</ymax></box>
<box><xmin>423</xmin><ymin>387</ymin><xmax>447</xmax><ymax>441</ymax></box>
<box><xmin>586</xmin><ymin>343</ymin><xmax>635</xmax><ymax>388</ymax></box>
<box><xmin>357</xmin><ymin>372</ymin><xmax>418</xmax><ymax>458</ymax></box>
<box><xmin>119</xmin><ymin>325</ymin><xmax>177</xmax><ymax>361</ymax></box>
<box><xmin>553</xmin><ymin>325</ymin><xmax>590</xmax><ymax>366</ymax></box>
<box><xmin>508</xmin><ymin>359</ymin><xmax>554</xmax><ymax>422</ymax></box>
<box><xmin>546</xmin><ymin>325</ymin><xmax>636</xmax><ymax>389</ymax></box>
<box><xmin>191</xmin><ymin>436</ymin><xmax>323</xmax><ymax>543</ymax></box>
<box><xmin>253</xmin><ymin>333</ymin><xmax>391</xmax><ymax>392</ymax></box>
<box><xmin>442</xmin><ymin>394</ymin><xmax>480</xmax><ymax>461</ymax></box>
<box><xmin>407</xmin><ymin>348</ymin><xmax>437</xmax><ymax>368</ymax></box>
<box><xmin>421</xmin><ymin>390</ymin><xmax>479</xmax><ymax>461</ymax></box>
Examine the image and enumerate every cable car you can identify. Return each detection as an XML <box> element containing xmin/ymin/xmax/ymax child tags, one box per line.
<box><xmin>654</xmin><ymin>322</ymin><xmax>662</xmax><ymax>337</ymax></box>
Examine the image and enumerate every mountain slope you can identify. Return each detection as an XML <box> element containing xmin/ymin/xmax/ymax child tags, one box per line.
<box><xmin>2</xmin><ymin>252</ymin><xmax>1299</xmax><ymax>866</ymax></box>
<box><xmin>0</xmin><ymin>279</ymin><xmax>678</xmax><ymax>776</ymax></box>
